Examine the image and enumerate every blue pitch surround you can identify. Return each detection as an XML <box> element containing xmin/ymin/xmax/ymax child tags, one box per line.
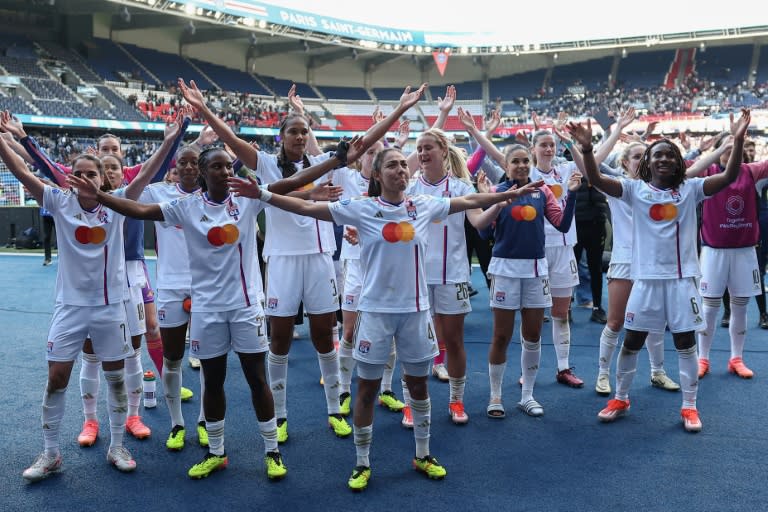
<box><xmin>1</xmin><ymin>254</ymin><xmax>766</xmax><ymax>511</ymax></box>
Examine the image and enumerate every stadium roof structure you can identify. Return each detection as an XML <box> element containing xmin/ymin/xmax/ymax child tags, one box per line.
<box><xmin>2</xmin><ymin>0</ymin><xmax>767</xmax><ymax>88</ymax></box>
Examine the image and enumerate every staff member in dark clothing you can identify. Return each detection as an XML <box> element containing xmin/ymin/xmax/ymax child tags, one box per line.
<box><xmin>573</xmin><ymin>173</ymin><xmax>609</xmax><ymax>324</ymax></box>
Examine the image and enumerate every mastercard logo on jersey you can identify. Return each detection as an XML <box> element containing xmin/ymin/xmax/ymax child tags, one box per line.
<box><xmin>548</xmin><ymin>184</ymin><xmax>563</xmax><ymax>198</ymax></box>
<box><xmin>648</xmin><ymin>203</ymin><xmax>678</xmax><ymax>221</ymax></box>
<box><xmin>74</xmin><ymin>226</ymin><xmax>107</xmax><ymax>245</ymax></box>
<box><xmin>510</xmin><ymin>204</ymin><xmax>537</xmax><ymax>221</ymax></box>
<box><xmin>207</xmin><ymin>224</ymin><xmax>239</xmax><ymax>246</ymax></box>
<box><xmin>382</xmin><ymin>221</ymin><xmax>415</xmax><ymax>243</ymax></box>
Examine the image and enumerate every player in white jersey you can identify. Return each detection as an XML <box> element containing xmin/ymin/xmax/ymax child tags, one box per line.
<box><xmin>408</xmin><ymin>124</ymin><xmax>485</xmax><ymax>425</ymax></box>
<box><xmin>528</xmin><ymin>117</ymin><xmax>627</xmax><ymax>389</ymax></box>
<box><xmin>332</xmin><ymin>140</ymin><xmax>406</xmax><ymax>417</ymax></box>
<box><xmin>0</xmin><ymin>143</ymin><xmax>137</xmax><ymax>481</ymax></box>
<box><xmin>570</xmin><ymin>109</ymin><xmax>751</xmax><ymax>433</ymax></box>
<box><xmin>227</xmin><ymin>147</ymin><xmax>543</xmax><ymax>491</ymax></box>
<box><xmin>138</xmin><ymin>144</ymin><xmax>208</xmax><ymax>451</ymax></box>
<box><xmin>75</xmin><ymin>119</ymin><xmax>189</xmax><ymax>449</ymax></box>
<box><xmin>594</xmin><ymin>142</ymin><xmax>680</xmax><ymax>395</ymax></box>
<box><xmin>179</xmin><ymin>78</ymin><xmax>426</xmax><ymax>444</ymax></box>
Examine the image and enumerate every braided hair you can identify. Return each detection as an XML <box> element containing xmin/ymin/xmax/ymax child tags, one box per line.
<box><xmin>276</xmin><ymin>113</ymin><xmax>311</xmax><ymax>178</ymax></box>
<box><xmin>196</xmin><ymin>146</ymin><xmax>228</xmax><ymax>192</ymax></box>
<box><xmin>636</xmin><ymin>139</ymin><xmax>687</xmax><ymax>188</ymax></box>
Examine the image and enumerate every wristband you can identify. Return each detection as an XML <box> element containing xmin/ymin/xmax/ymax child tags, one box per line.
<box><xmin>334</xmin><ymin>140</ymin><xmax>350</xmax><ymax>168</ymax></box>
<box><xmin>562</xmin><ymin>140</ymin><xmax>573</xmax><ymax>149</ymax></box>
<box><xmin>260</xmin><ymin>189</ymin><xmax>273</xmax><ymax>203</ymax></box>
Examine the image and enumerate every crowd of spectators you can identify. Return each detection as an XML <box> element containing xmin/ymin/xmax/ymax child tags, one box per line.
<box><xmin>495</xmin><ymin>73</ymin><xmax>768</xmax><ymax>126</ymax></box>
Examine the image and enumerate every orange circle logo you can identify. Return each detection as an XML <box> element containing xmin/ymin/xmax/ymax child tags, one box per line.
<box><xmin>511</xmin><ymin>204</ymin><xmax>537</xmax><ymax>221</ymax></box>
<box><xmin>382</xmin><ymin>221</ymin><xmax>415</xmax><ymax>243</ymax></box>
<box><xmin>207</xmin><ymin>224</ymin><xmax>240</xmax><ymax>246</ymax></box>
<box><xmin>649</xmin><ymin>203</ymin><xmax>678</xmax><ymax>221</ymax></box>
<box><xmin>74</xmin><ymin>226</ymin><xmax>107</xmax><ymax>245</ymax></box>
<box><xmin>548</xmin><ymin>184</ymin><xmax>563</xmax><ymax>199</ymax></box>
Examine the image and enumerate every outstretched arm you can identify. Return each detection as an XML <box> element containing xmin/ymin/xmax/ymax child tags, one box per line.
<box><xmin>67</xmin><ymin>173</ymin><xmax>164</xmax><ymax>221</ymax></box>
<box><xmin>567</xmin><ymin>120</ymin><xmax>623</xmax><ymax>198</ymax></box>
<box><xmin>448</xmin><ymin>179</ymin><xmax>544</xmax><ymax>214</ymax></box>
<box><xmin>227</xmin><ymin>175</ymin><xmax>333</xmax><ymax>222</ymax></box>
<box><xmin>703</xmin><ymin>109</ymin><xmax>749</xmax><ymax>196</ymax></box>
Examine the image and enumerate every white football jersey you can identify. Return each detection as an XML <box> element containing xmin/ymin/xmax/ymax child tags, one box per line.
<box><xmin>160</xmin><ymin>192</ymin><xmax>265</xmax><ymax>312</ymax></box>
<box><xmin>605</xmin><ymin>176</ymin><xmax>633</xmax><ymax>265</ymax></box>
<box><xmin>43</xmin><ymin>185</ymin><xmax>126</xmax><ymax>306</ymax></box>
<box><xmin>620</xmin><ymin>177</ymin><xmax>707</xmax><ymax>279</ymax></box>
<box><xmin>329</xmin><ymin>195</ymin><xmax>450</xmax><ymax>313</ymax></box>
<box><xmin>139</xmin><ymin>182</ymin><xmax>196</xmax><ymax>290</ymax></box>
<box><xmin>531</xmin><ymin>161</ymin><xmax>578</xmax><ymax>247</ymax></box>
<box><xmin>331</xmin><ymin>166</ymin><xmax>370</xmax><ymax>261</ymax></box>
<box><xmin>407</xmin><ymin>175</ymin><xmax>474</xmax><ymax>284</ymax></box>
<box><xmin>256</xmin><ymin>151</ymin><xmax>336</xmax><ymax>256</ymax></box>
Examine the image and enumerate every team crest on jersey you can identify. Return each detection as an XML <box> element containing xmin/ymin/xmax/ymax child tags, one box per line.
<box><xmin>670</xmin><ymin>189</ymin><xmax>682</xmax><ymax>202</ymax></box>
<box><xmin>267</xmin><ymin>297</ymin><xmax>279</xmax><ymax>309</ymax></box>
<box><xmin>47</xmin><ymin>341</ymin><xmax>53</xmax><ymax>352</ymax></box>
<box><xmin>406</xmin><ymin>200</ymin><xmax>417</xmax><ymax>219</ymax></box>
<box><xmin>344</xmin><ymin>294</ymin><xmax>355</xmax><ymax>305</ymax></box>
<box><xmin>358</xmin><ymin>340</ymin><xmax>371</xmax><ymax>354</ymax></box>
<box><xmin>625</xmin><ymin>312</ymin><xmax>634</xmax><ymax>324</ymax></box>
<box><xmin>700</xmin><ymin>282</ymin><xmax>708</xmax><ymax>291</ymax></box>
<box><xmin>227</xmin><ymin>201</ymin><xmax>240</xmax><ymax>220</ymax></box>
<box><xmin>191</xmin><ymin>340</ymin><xmax>200</xmax><ymax>352</ymax></box>
<box><xmin>157</xmin><ymin>308</ymin><xmax>166</xmax><ymax>321</ymax></box>
<box><xmin>495</xmin><ymin>291</ymin><xmax>505</xmax><ymax>303</ymax></box>
<box><xmin>98</xmin><ymin>209</ymin><xmax>109</xmax><ymax>224</ymax></box>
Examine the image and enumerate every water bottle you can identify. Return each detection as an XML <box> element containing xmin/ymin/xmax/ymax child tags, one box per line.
<box><xmin>143</xmin><ymin>370</ymin><xmax>157</xmax><ymax>408</ymax></box>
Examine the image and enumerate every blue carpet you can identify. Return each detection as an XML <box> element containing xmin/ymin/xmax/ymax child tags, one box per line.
<box><xmin>1</xmin><ymin>254</ymin><xmax>766</xmax><ymax>511</ymax></box>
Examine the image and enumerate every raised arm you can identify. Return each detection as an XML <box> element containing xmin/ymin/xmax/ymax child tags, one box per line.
<box><xmin>365</xmin><ymin>84</ymin><xmax>426</xmax><ymax>151</ymax></box>
<box><xmin>458</xmin><ymin>106</ymin><xmax>507</xmax><ymax>168</ymax></box>
<box><xmin>685</xmin><ymin>136</ymin><xmax>731</xmax><ymax>178</ymax></box>
<box><xmin>0</xmin><ymin>129</ymin><xmax>44</xmax><ymax>204</ymax></box>
<box><xmin>594</xmin><ymin>107</ymin><xmax>636</xmax><ymax>164</ymax></box>
<box><xmin>567</xmin><ymin>120</ymin><xmax>623</xmax><ymax>198</ymax></box>
<box><xmin>0</xmin><ymin>132</ymin><xmax>35</xmax><ymax>165</ymax></box>
<box><xmin>432</xmin><ymin>85</ymin><xmax>456</xmax><ymax>129</ymax></box>
<box><xmin>178</xmin><ymin>78</ymin><xmax>259</xmax><ymax>169</ymax></box>
<box><xmin>227</xmin><ymin>175</ymin><xmax>333</xmax><ymax>222</ymax></box>
<box><xmin>287</xmin><ymin>84</ymin><xmax>322</xmax><ymax>156</ymax></box>
<box><xmin>1</xmin><ymin>111</ymin><xmax>69</xmax><ymax>187</ymax></box>
<box><xmin>67</xmin><ymin>173</ymin><xmax>164</xmax><ymax>221</ymax></box>
<box><xmin>124</xmin><ymin>112</ymin><xmax>185</xmax><ymax>200</ymax></box>
<box><xmin>702</xmin><ymin>109</ymin><xmax>749</xmax><ymax>196</ymax></box>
